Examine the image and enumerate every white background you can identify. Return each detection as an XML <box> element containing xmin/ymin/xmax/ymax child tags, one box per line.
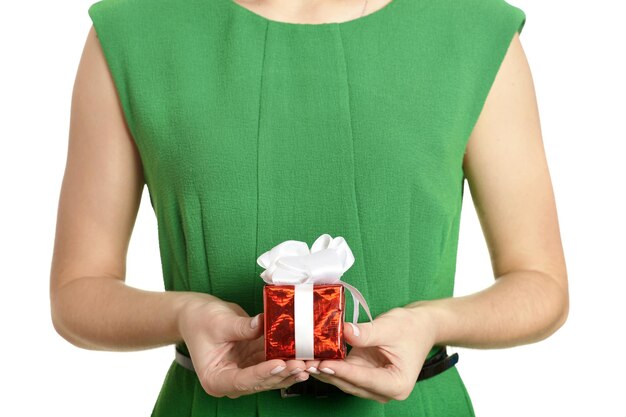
<box><xmin>1</xmin><ymin>0</ymin><xmax>625</xmax><ymax>415</ymax></box>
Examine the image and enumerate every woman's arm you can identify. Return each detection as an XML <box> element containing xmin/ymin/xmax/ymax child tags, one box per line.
<box><xmin>406</xmin><ymin>33</ymin><xmax>569</xmax><ymax>348</ymax></box>
<box><xmin>50</xmin><ymin>25</ymin><xmax>321</xmax><ymax>397</ymax></box>
<box><xmin>49</xmin><ymin>26</ymin><xmax>202</xmax><ymax>351</ymax></box>
<box><xmin>302</xmin><ymin>33</ymin><xmax>569</xmax><ymax>402</ymax></box>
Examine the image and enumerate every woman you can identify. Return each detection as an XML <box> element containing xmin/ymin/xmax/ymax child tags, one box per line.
<box><xmin>50</xmin><ymin>0</ymin><xmax>569</xmax><ymax>415</ymax></box>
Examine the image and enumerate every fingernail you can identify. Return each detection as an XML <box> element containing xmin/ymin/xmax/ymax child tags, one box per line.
<box><xmin>306</xmin><ymin>367</ymin><xmax>320</xmax><ymax>374</ymax></box>
<box><xmin>295</xmin><ymin>374</ymin><xmax>308</xmax><ymax>382</ymax></box>
<box><xmin>250</xmin><ymin>314</ymin><xmax>260</xmax><ymax>329</ymax></box>
<box><xmin>289</xmin><ymin>368</ymin><xmax>302</xmax><ymax>375</ymax></box>
<box><xmin>270</xmin><ymin>365</ymin><xmax>286</xmax><ymax>375</ymax></box>
<box><xmin>348</xmin><ymin>322</ymin><xmax>360</xmax><ymax>337</ymax></box>
<box><xmin>320</xmin><ymin>367</ymin><xmax>335</xmax><ymax>375</ymax></box>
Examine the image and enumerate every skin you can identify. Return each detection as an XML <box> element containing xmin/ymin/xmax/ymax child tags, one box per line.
<box><xmin>50</xmin><ymin>0</ymin><xmax>568</xmax><ymax>404</ymax></box>
<box><xmin>233</xmin><ymin>0</ymin><xmax>383</xmax><ymax>24</ymax></box>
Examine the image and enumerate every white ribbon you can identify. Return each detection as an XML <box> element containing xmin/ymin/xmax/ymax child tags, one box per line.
<box><xmin>257</xmin><ymin>233</ymin><xmax>373</xmax><ymax>360</ymax></box>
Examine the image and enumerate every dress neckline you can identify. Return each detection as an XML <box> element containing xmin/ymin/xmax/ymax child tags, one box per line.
<box><xmin>222</xmin><ymin>0</ymin><xmax>401</xmax><ymax>28</ymax></box>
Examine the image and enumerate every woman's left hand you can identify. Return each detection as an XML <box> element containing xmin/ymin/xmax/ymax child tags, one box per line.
<box><xmin>303</xmin><ymin>306</ymin><xmax>438</xmax><ymax>403</ymax></box>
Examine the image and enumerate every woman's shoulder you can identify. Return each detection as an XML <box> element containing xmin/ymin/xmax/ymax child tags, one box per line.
<box><xmin>423</xmin><ymin>0</ymin><xmax>526</xmax><ymax>30</ymax></box>
<box><xmin>88</xmin><ymin>0</ymin><xmax>221</xmax><ymax>27</ymax></box>
<box><xmin>88</xmin><ymin>0</ymin><xmax>190</xmax><ymax>12</ymax></box>
<box><xmin>417</xmin><ymin>0</ymin><xmax>526</xmax><ymax>51</ymax></box>
<box><xmin>88</xmin><ymin>0</ymin><xmax>146</xmax><ymax>17</ymax></box>
<box><xmin>87</xmin><ymin>0</ymin><xmax>226</xmax><ymax>53</ymax></box>
<box><xmin>433</xmin><ymin>0</ymin><xmax>525</xmax><ymax>14</ymax></box>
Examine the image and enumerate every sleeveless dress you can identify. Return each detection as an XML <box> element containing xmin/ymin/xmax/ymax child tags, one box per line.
<box><xmin>87</xmin><ymin>0</ymin><xmax>526</xmax><ymax>415</ymax></box>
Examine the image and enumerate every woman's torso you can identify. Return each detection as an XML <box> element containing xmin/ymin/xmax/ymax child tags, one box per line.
<box><xmin>87</xmin><ymin>0</ymin><xmax>526</xmax><ymax>415</ymax></box>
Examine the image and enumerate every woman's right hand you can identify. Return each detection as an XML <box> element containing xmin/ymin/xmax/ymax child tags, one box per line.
<box><xmin>176</xmin><ymin>293</ymin><xmax>310</xmax><ymax>398</ymax></box>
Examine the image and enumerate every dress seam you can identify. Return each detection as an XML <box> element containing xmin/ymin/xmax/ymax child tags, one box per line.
<box><xmin>199</xmin><ymin>195</ymin><xmax>213</xmax><ymax>295</ymax></box>
<box><xmin>176</xmin><ymin>201</ymin><xmax>192</xmax><ymax>291</ymax></box>
<box><xmin>336</xmin><ymin>26</ymin><xmax>373</xmax><ymax>318</ymax></box>
<box><xmin>254</xmin><ymin>19</ymin><xmax>270</xmax><ymax>326</ymax></box>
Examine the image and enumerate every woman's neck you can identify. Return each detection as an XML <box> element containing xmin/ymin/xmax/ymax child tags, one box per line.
<box><xmin>231</xmin><ymin>0</ymin><xmax>377</xmax><ymax>25</ymax></box>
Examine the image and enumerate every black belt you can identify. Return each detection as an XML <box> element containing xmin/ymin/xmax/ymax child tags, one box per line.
<box><xmin>174</xmin><ymin>345</ymin><xmax>459</xmax><ymax>399</ymax></box>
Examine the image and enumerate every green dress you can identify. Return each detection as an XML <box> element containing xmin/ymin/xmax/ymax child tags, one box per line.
<box><xmin>87</xmin><ymin>0</ymin><xmax>526</xmax><ymax>415</ymax></box>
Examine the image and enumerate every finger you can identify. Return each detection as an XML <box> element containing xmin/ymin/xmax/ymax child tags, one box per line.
<box><xmin>239</xmin><ymin>349</ymin><xmax>266</xmax><ymax>368</ymax></box>
<box><xmin>345</xmin><ymin>320</ymin><xmax>392</xmax><ymax>348</ymax></box>
<box><xmin>219</xmin><ymin>313</ymin><xmax>263</xmax><ymax>342</ymax></box>
<box><xmin>283</xmin><ymin>359</ymin><xmax>308</xmax><ymax>376</ymax></box>
<box><xmin>219</xmin><ymin>358</ymin><xmax>309</xmax><ymax>397</ymax></box>
<box><xmin>309</xmin><ymin>372</ymin><xmax>390</xmax><ymax>403</ymax></box>
<box><xmin>235</xmin><ymin>336</ymin><xmax>266</xmax><ymax>367</ymax></box>
<box><xmin>204</xmin><ymin>358</ymin><xmax>285</xmax><ymax>397</ymax></box>
<box><xmin>272</xmin><ymin>370</ymin><xmax>310</xmax><ymax>389</ymax></box>
<box><xmin>247</xmin><ymin>360</ymin><xmax>309</xmax><ymax>393</ymax></box>
<box><xmin>315</xmin><ymin>359</ymin><xmax>410</xmax><ymax>400</ymax></box>
<box><xmin>236</xmin><ymin>363</ymin><xmax>310</xmax><ymax>397</ymax></box>
<box><xmin>304</xmin><ymin>359</ymin><xmax>322</xmax><ymax>374</ymax></box>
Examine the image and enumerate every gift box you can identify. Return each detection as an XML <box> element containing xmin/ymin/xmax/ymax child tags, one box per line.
<box><xmin>256</xmin><ymin>234</ymin><xmax>373</xmax><ymax>361</ymax></box>
<box><xmin>264</xmin><ymin>283</ymin><xmax>346</xmax><ymax>360</ymax></box>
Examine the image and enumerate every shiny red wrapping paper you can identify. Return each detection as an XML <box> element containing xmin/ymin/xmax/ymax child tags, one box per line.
<box><xmin>263</xmin><ymin>284</ymin><xmax>346</xmax><ymax>360</ymax></box>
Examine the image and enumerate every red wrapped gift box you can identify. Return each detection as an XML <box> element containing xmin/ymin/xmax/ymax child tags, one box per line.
<box><xmin>264</xmin><ymin>283</ymin><xmax>346</xmax><ymax>360</ymax></box>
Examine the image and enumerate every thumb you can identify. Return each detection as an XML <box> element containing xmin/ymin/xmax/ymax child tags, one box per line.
<box><xmin>220</xmin><ymin>313</ymin><xmax>263</xmax><ymax>342</ymax></box>
<box><xmin>345</xmin><ymin>320</ymin><xmax>383</xmax><ymax>347</ymax></box>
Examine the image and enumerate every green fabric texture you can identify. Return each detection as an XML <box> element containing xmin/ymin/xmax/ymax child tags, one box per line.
<box><xmin>87</xmin><ymin>0</ymin><xmax>526</xmax><ymax>415</ymax></box>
